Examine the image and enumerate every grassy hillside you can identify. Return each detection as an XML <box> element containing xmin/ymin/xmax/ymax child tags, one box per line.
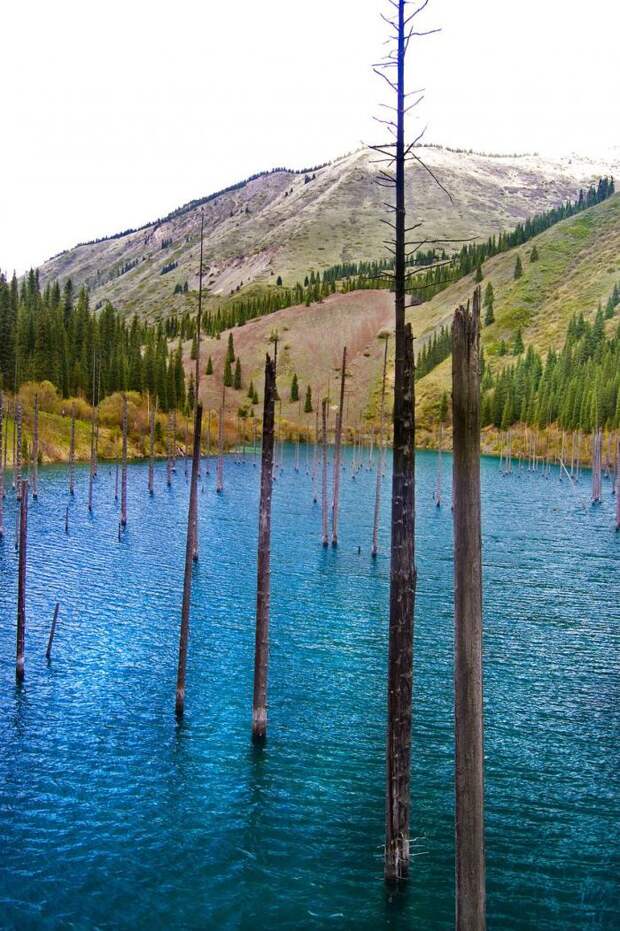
<box><xmin>187</xmin><ymin>194</ymin><xmax>619</xmax><ymax>444</ymax></box>
<box><xmin>36</xmin><ymin>147</ymin><xmax>619</xmax><ymax>321</ymax></box>
<box><xmin>9</xmin><ymin>194</ymin><xmax>618</xmax><ymax>464</ymax></box>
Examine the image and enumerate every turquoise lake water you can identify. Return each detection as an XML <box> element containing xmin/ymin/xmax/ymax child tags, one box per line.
<box><xmin>0</xmin><ymin>447</ymin><xmax>618</xmax><ymax>930</ymax></box>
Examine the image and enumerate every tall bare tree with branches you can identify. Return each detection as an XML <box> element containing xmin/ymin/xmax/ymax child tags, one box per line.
<box><xmin>370</xmin><ymin>0</ymin><xmax>456</xmax><ymax>883</ymax></box>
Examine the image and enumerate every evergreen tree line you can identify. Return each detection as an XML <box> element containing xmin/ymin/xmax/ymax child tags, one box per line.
<box><xmin>0</xmin><ymin>269</ymin><xmax>186</xmax><ymax>412</ymax></box>
<box><xmin>415</xmin><ymin>325</ymin><xmax>452</xmax><ymax>380</ymax></box>
<box><xmin>481</xmin><ymin>304</ymin><xmax>620</xmax><ymax>432</ymax></box>
<box><xmin>339</xmin><ymin>177</ymin><xmax>615</xmax><ymax>302</ymax></box>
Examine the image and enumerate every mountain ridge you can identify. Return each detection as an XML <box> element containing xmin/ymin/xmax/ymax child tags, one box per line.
<box><xmin>37</xmin><ymin>146</ymin><xmax>619</xmax><ymax>321</ymax></box>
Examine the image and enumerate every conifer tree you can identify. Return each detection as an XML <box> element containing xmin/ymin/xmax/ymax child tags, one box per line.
<box><xmin>233</xmin><ymin>358</ymin><xmax>242</xmax><ymax>390</ymax></box>
<box><xmin>290</xmin><ymin>373</ymin><xmax>299</xmax><ymax>402</ymax></box>
<box><xmin>474</xmin><ymin>262</ymin><xmax>483</xmax><ymax>283</ymax></box>
<box><xmin>514</xmin><ymin>255</ymin><xmax>523</xmax><ymax>279</ymax></box>
<box><xmin>483</xmin><ymin>282</ymin><xmax>495</xmax><ymax>326</ymax></box>
<box><xmin>530</xmin><ymin>245</ymin><xmax>539</xmax><ymax>262</ymax></box>
<box><xmin>304</xmin><ymin>384</ymin><xmax>313</xmax><ymax>413</ymax></box>
<box><xmin>226</xmin><ymin>332</ymin><xmax>235</xmax><ymax>363</ymax></box>
<box><xmin>247</xmin><ymin>380</ymin><xmax>255</xmax><ymax>399</ymax></box>
<box><xmin>206</xmin><ymin>355</ymin><xmax>213</xmax><ymax>374</ymax></box>
<box><xmin>513</xmin><ymin>329</ymin><xmax>524</xmax><ymax>355</ymax></box>
<box><xmin>224</xmin><ymin>357</ymin><xmax>233</xmax><ymax>387</ymax></box>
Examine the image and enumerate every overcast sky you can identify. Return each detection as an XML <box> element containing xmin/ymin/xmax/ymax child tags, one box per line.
<box><xmin>1</xmin><ymin>0</ymin><xmax>618</xmax><ymax>275</ymax></box>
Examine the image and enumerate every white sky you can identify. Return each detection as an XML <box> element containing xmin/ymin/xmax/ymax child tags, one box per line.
<box><xmin>1</xmin><ymin>0</ymin><xmax>618</xmax><ymax>275</ymax></box>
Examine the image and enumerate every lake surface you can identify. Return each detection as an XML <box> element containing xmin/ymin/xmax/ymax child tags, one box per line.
<box><xmin>0</xmin><ymin>446</ymin><xmax>618</xmax><ymax>930</ymax></box>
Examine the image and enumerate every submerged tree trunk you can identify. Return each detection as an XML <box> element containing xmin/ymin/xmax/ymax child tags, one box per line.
<box><xmin>16</xmin><ymin>480</ymin><xmax>29</xmax><ymax>682</ymax></box>
<box><xmin>88</xmin><ymin>408</ymin><xmax>96</xmax><ymax>513</ymax></box>
<box><xmin>331</xmin><ymin>346</ymin><xmax>347</xmax><ymax>547</ymax></box>
<box><xmin>384</xmin><ymin>0</ymin><xmax>416</xmax><ymax>884</ymax></box>
<box><xmin>615</xmin><ymin>438</ymin><xmax>620</xmax><ymax>531</ymax></box>
<box><xmin>452</xmin><ymin>290</ymin><xmax>486</xmax><ymax>931</ymax></box>
<box><xmin>148</xmin><ymin>398</ymin><xmax>155</xmax><ymax>495</ymax></box>
<box><xmin>0</xmin><ymin>389</ymin><xmax>4</xmax><ymax>539</ymax></box>
<box><xmin>252</xmin><ymin>354</ymin><xmax>276</xmax><ymax>743</ymax></box>
<box><xmin>385</xmin><ymin>321</ymin><xmax>415</xmax><ymax>883</ymax></box>
<box><xmin>216</xmin><ymin>385</ymin><xmax>225</xmax><ymax>493</ymax></box>
<box><xmin>69</xmin><ymin>404</ymin><xmax>76</xmax><ymax>496</ymax></box>
<box><xmin>321</xmin><ymin>398</ymin><xmax>329</xmax><ymax>547</ymax></box>
<box><xmin>175</xmin><ymin>403</ymin><xmax>203</xmax><ymax>719</ymax></box>
<box><xmin>15</xmin><ymin>402</ymin><xmax>23</xmax><ymax>499</ymax></box>
<box><xmin>32</xmin><ymin>394</ymin><xmax>39</xmax><ymax>499</ymax></box>
<box><xmin>372</xmin><ymin>337</ymin><xmax>389</xmax><ymax>557</ymax></box>
<box><xmin>120</xmin><ymin>394</ymin><xmax>128</xmax><ymax>527</ymax></box>
<box><xmin>46</xmin><ymin>603</ymin><xmax>60</xmax><ymax>661</ymax></box>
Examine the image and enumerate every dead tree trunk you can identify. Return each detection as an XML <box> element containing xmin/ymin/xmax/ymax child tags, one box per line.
<box><xmin>372</xmin><ymin>337</ymin><xmax>389</xmax><ymax>557</ymax></box>
<box><xmin>0</xmin><ymin>389</ymin><xmax>4</xmax><ymax>540</ymax></box>
<box><xmin>15</xmin><ymin>402</ymin><xmax>23</xmax><ymax>498</ymax></box>
<box><xmin>69</xmin><ymin>404</ymin><xmax>76</xmax><ymax>496</ymax></box>
<box><xmin>167</xmin><ymin>413</ymin><xmax>173</xmax><ymax>487</ymax></box>
<box><xmin>383</xmin><ymin>0</ymin><xmax>417</xmax><ymax>884</ymax></box>
<box><xmin>32</xmin><ymin>393</ymin><xmax>39</xmax><ymax>499</ymax></box>
<box><xmin>331</xmin><ymin>346</ymin><xmax>347</xmax><ymax>547</ymax></box>
<box><xmin>321</xmin><ymin>398</ymin><xmax>329</xmax><ymax>547</ymax></box>
<box><xmin>175</xmin><ymin>403</ymin><xmax>203</xmax><ymax>719</ymax></box>
<box><xmin>592</xmin><ymin>428</ymin><xmax>602</xmax><ymax>504</ymax></box>
<box><xmin>148</xmin><ymin>398</ymin><xmax>155</xmax><ymax>495</ymax></box>
<box><xmin>452</xmin><ymin>291</ymin><xmax>486</xmax><ymax>931</ymax></box>
<box><xmin>120</xmin><ymin>394</ymin><xmax>128</xmax><ymax>527</ymax></box>
<box><xmin>88</xmin><ymin>408</ymin><xmax>96</xmax><ymax>513</ymax></box>
<box><xmin>190</xmin><ymin>209</ymin><xmax>205</xmax><ymax>562</ymax></box>
<box><xmin>216</xmin><ymin>384</ymin><xmax>225</xmax><ymax>493</ymax></box>
<box><xmin>252</xmin><ymin>354</ymin><xmax>276</xmax><ymax>743</ymax></box>
<box><xmin>46</xmin><ymin>603</ymin><xmax>60</xmax><ymax>661</ymax></box>
<box><xmin>16</xmin><ymin>480</ymin><xmax>29</xmax><ymax>682</ymax></box>
<box><xmin>615</xmin><ymin>438</ymin><xmax>620</xmax><ymax>532</ymax></box>
<box><xmin>191</xmin><ymin>416</ymin><xmax>200</xmax><ymax>562</ymax></box>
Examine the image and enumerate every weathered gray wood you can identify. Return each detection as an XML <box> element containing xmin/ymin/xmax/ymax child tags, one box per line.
<box><xmin>331</xmin><ymin>346</ymin><xmax>347</xmax><ymax>546</ymax></box>
<box><xmin>321</xmin><ymin>398</ymin><xmax>329</xmax><ymax>547</ymax></box>
<box><xmin>15</xmin><ymin>402</ymin><xmax>23</xmax><ymax>499</ymax></box>
<box><xmin>252</xmin><ymin>354</ymin><xmax>276</xmax><ymax>743</ymax></box>
<box><xmin>452</xmin><ymin>289</ymin><xmax>486</xmax><ymax>931</ymax></box>
<box><xmin>0</xmin><ymin>389</ymin><xmax>4</xmax><ymax>539</ymax></box>
<box><xmin>372</xmin><ymin>338</ymin><xmax>389</xmax><ymax>557</ymax></box>
<box><xmin>16</xmin><ymin>480</ymin><xmax>29</xmax><ymax>682</ymax></box>
<box><xmin>32</xmin><ymin>394</ymin><xmax>39</xmax><ymax>499</ymax></box>
<box><xmin>45</xmin><ymin>603</ymin><xmax>60</xmax><ymax>661</ymax></box>
<box><xmin>148</xmin><ymin>398</ymin><xmax>155</xmax><ymax>495</ymax></box>
<box><xmin>69</xmin><ymin>404</ymin><xmax>76</xmax><ymax>496</ymax></box>
<box><xmin>384</xmin><ymin>0</ymin><xmax>417</xmax><ymax>884</ymax></box>
<box><xmin>175</xmin><ymin>403</ymin><xmax>203</xmax><ymax>719</ymax></box>
<box><xmin>120</xmin><ymin>394</ymin><xmax>128</xmax><ymax>527</ymax></box>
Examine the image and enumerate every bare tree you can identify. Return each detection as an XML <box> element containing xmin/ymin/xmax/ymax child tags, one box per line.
<box><xmin>16</xmin><ymin>480</ymin><xmax>29</xmax><ymax>682</ymax></box>
<box><xmin>371</xmin><ymin>0</ymin><xmax>449</xmax><ymax>882</ymax></box>
<box><xmin>452</xmin><ymin>289</ymin><xmax>486</xmax><ymax>929</ymax></box>
<box><xmin>252</xmin><ymin>354</ymin><xmax>277</xmax><ymax>743</ymax></box>
<box><xmin>175</xmin><ymin>403</ymin><xmax>203</xmax><ymax>719</ymax></box>
<box><xmin>0</xmin><ymin>389</ymin><xmax>4</xmax><ymax>539</ymax></box>
<box><xmin>148</xmin><ymin>396</ymin><xmax>155</xmax><ymax>495</ymax></box>
<box><xmin>321</xmin><ymin>398</ymin><xmax>329</xmax><ymax>547</ymax></box>
<box><xmin>372</xmin><ymin>337</ymin><xmax>389</xmax><ymax>557</ymax></box>
<box><xmin>331</xmin><ymin>347</ymin><xmax>347</xmax><ymax>546</ymax></box>
<box><xmin>32</xmin><ymin>393</ymin><xmax>39</xmax><ymax>499</ymax></box>
<box><xmin>191</xmin><ymin>209</ymin><xmax>205</xmax><ymax>559</ymax></box>
<box><xmin>120</xmin><ymin>394</ymin><xmax>128</xmax><ymax>528</ymax></box>
<box><xmin>68</xmin><ymin>403</ymin><xmax>76</xmax><ymax>496</ymax></box>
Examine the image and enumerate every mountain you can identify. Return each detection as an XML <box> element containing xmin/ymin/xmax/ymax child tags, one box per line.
<box><xmin>191</xmin><ymin>193</ymin><xmax>620</xmax><ymax>440</ymax></box>
<box><xmin>38</xmin><ymin>147</ymin><xmax>619</xmax><ymax>321</ymax></box>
